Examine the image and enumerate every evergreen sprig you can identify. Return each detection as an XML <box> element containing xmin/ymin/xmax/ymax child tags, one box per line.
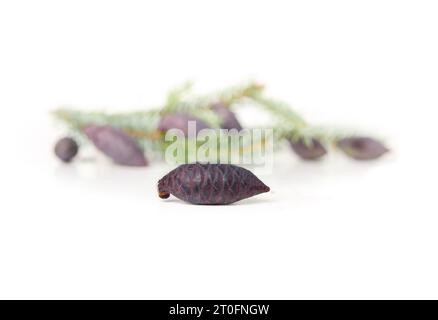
<box><xmin>54</xmin><ymin>82</ymin><xmax>265</xmax><ymax>132</ymax></box>
<box><xmin>52</xmin><ymin>81</ymin><xmax>386</xmax><ymax>162</ymax></box>
<box><xmin>246</xmin><ymin>93</ymin><xmax>361</xmax><ymax>146</ymax></box>
<box><xmin>53</xmin><ymin>82</ymin><xmax>271</xmax><ymax>158</ymax></box>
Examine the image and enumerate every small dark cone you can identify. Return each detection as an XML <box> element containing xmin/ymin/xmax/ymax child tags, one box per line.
<box><xmin>288</xmin><ymin>138</ymin><xmax>327</xmax><ymax>160</ymax></box>
<box><xmin>54</xmin><ymin>137</ymin><xmax>78</xmax><ymax>163</ymax></box>
<box><xmin>337</xmin><ymin>136</ymin><xmax>389</xmax><ymax>160</ymax></box>
<box><xmin>157</xmin><ymin>112</ymin><xmax>210</xmax><ymax>136</ymax></box>
<box><xmin>211</xmin><ymin>102</ymin><xmax>243</xmax><ymax>131</ymax></box>
<box><xmin>83</xmin><ymin>125</ymin><xmax>148</xmax><ymax>167</ymax></box>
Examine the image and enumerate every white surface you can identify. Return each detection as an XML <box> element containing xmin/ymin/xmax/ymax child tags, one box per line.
<box><xmin>0</xmin><ymin>0</ymin><xmax>437</xmax><ymax>299</ymax></box>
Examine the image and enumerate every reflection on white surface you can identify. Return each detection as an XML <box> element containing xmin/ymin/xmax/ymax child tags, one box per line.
<box><xmin>50</xmin><ymin>148</ymin><xmax>395</xmax><ymax>207</ymax></box>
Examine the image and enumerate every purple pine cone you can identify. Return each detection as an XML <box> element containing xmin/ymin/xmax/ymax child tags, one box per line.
<box><xmin>54</xmin><ymin>137</ymin><xmax>78</xmax><ymax>163</ymax></box>
<box><xmin>83</xmin><ymin>125</ymin><xmax>148</xmax><ymax>166</ymax></box>
<box><xmin>337</xmin><ymin>136</ymin><xmax>389</xmax><ymax>160</ymax></box>
<box><xmin>158</xmin><ymin>163</ymin><xmax>270</xmax><ymax>205</ymax></box>
<box><xmin>289</xmin><ymin>138</ymin><xmax>327</xmax><ymax>160</ymax></box>
<box><xmin>158</xmin><ymin>112</ymin><xmax>210</xmax><ymax>136</ymax></box>
<box><xmin>211</xmin><ymin>103</ymin><xmax>243</xmax><ymax>131</ymax></box>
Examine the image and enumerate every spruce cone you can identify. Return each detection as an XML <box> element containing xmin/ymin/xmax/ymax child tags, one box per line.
<box><xmin>54</xmin><ymin>137</ymin><xmax>79</xmax><ymax>163</ymax></box>
<box><xmin>158</xmin><ymin>112</ymin><xmax>210</xmax><ymax>136</ymax></box>
<box><xmin>84</xmin><ymin>125</ymin><xmax>148</xmax><ymax>166</ymax></box>
<box><xmin>211</xmin><ymin>103</ymin><xmax>242</xmax><ymax>131</ymax></box>
<box><xmin>289</xmin><ymin>137</ymin><xmax>327</xmax><ymax>160</ymax></box>
<box><xmin>158</xmin><ymin>163</ymin><xmax>270</xmax><ymax>205</ymax></box>
<box><xmin>337</xmin><ymin>137</ymin><xmax>389</xmax><ymax>160</ymax></box>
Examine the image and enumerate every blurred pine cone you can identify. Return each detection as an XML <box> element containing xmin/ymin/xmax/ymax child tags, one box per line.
<box><xmin>84</xmin><ymin>125</ymin><xmax>148</xmax><ymax>167</ymax></box>
<box><xmin>211</xmin><ymin>102</ymin><xmax>243</xmax><ymax>131</ymax></box>
<box><xmin>54</xmin><ymin>137</ymin><xmax>78</xmax><ymax>163</ymax></box>
<box><xmin>289</xmin><ymin>137</ymin><xmax>327</xmax><ymax>160</ymax></box>
<box><xmin>158</xmin><ymin>112</ymin><xmax>210</xmax><ymax>136</ymax></box>
<box><xmin>337</xmin><ymin>137</ymin><xmax>389</xmax><ymax>160</ymax></box>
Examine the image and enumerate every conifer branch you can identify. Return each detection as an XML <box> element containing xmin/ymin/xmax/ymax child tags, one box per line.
<box><xmin>52</xmin><ymin>81</ymin><xmax>385</xmax><ymax>162</ymax></box>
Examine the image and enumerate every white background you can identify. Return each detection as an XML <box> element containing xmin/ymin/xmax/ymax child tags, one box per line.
<box><xmin>0</xmin><ymin>0</ymin><xmax>437</xmax><ymax>299</ymax></box>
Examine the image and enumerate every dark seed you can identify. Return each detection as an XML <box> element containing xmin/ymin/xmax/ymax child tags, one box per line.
<box><xmin>211</xmin><ymin>102</ymin><xmax>243</xmax><ymax>131</ymax></box>
<box><xmin>54</xmin><ymin>137</ymin><xmax>79</xmax><ymax>163</ymax></box>
<box><xmin>289</xmin><ymin>137</ymin><xmax>327</xmax><ymax>160</ymax></box>
<box><xmin>337</xmin><ymin>136</ymin><xmax>389</xmax><ymax>160</ymax></box>
<box><xmin>158</xmin><ymin>112</ymin><xmax>210</xmax><ymax>136</ymax></box>
<box><xmin>158</xmin><ymin>163</ymin><xmax>270</xmax><ymax>205</ymax></box>
<box><xmin>83</xmin><ymin>125</ymin><xmax>148</xmax><ymax>166</ymax></box>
